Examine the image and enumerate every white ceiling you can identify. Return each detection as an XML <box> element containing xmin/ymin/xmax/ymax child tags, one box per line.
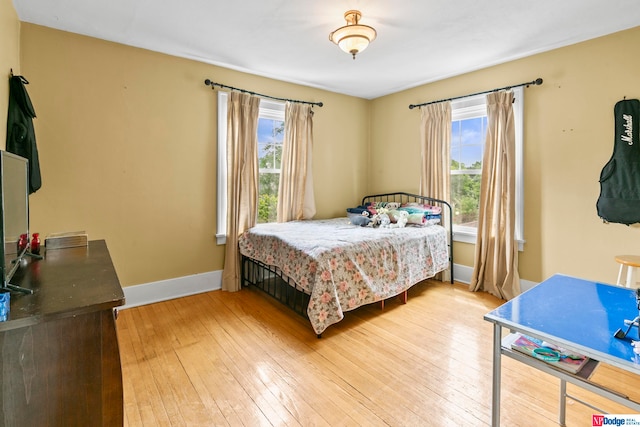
<box><xmin>12</xmin><ymin>0</ymin><xmax>640</xmax><ymax>99</ymax></box>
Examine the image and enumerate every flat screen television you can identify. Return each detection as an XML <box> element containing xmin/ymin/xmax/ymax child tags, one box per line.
<box><xmin>0</xmin><ymin>150</ymin><xmax>33</xmax><ymax>293</ymax></box>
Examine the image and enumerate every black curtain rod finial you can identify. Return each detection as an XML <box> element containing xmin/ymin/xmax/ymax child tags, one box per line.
<box><xmin>526</xmin><ymin>78</ymin><xmax>543</xmax><ymax>87</ymax></box>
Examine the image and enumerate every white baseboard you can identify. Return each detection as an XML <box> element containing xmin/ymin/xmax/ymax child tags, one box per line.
<box><xmin>120</xmin><ymin>264</ymin><xmax>535</xmax><ymax>310</ymax></box>
<box><xmin>121</xmin><ymin>270</ymin><xmax>222</xmax><ymax>309</ymax></box>
<box><xmin>453</xmin><ymin>263</ymin><xmax>537</xmax><ymax>293</ymax></box>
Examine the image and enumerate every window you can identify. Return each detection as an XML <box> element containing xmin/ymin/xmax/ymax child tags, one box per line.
<box><xmin>216</xmin><ymin>93</ymin><xmax>285</xmax><ymax>244</ymax></box>
<box><xmin>257</xmin><ymin>101</ymin><xmax>285</xmax><ymax>223</ymax></box>
<box><xmin>450</xmin><ymin>112</ymin><xmax>486</xmax><ymax>231</ymax></box>
<box><xmin>449</xmin><ymin>87</ymin><xmax>524</xmax><ymax>249</ymax></box>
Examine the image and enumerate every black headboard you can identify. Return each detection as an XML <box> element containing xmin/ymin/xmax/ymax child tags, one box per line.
<box><xmin>361</xmin><ymin>192</ymin><xmax>454</xmax><ymax>284</ymax></box>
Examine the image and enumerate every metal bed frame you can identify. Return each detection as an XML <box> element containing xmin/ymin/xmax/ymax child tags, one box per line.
<box><xmin>241</xmin><ymin>192</ymin><xmax>454</xmax><ymax>323</ymax></box>
<box><xmin>360</xmin><ymin>192</ymin><xmax>454</xmax><ymax>280</ymax></box>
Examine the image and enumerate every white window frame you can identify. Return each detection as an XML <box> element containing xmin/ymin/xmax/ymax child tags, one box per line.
<box><xmin>216</xmin><ymin>91</ymin><xmax>228</xmax><ymax>245</ymax></box>
<box><xmin>450</xmin><ymin>87</ymin><xmax>525</xmax><ymax>251</ymax></box>
<box><xmin>215</xmin><ymin>93</ymin><xmax>285</xmax><ymax>244</ymax></box>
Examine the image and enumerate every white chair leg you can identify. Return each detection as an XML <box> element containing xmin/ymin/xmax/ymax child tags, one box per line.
<box><xmin>617</xmin><ymin>265</ymin><xmax>625</xmax><ymax>286</ymax></box>
<box><xmin>627</xmin><ymin>266</ymin><xmax>635</xmax><ymax>288</ymax></box>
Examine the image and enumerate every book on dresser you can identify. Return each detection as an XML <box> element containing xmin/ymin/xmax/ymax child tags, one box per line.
<box><xmin>505</xmin><ymin>333</ymin><xmax>590</xmax><ymax>375</ymax></box>
<box><xmin>44</xmin><ymin>230</ymin><xmax>88</xmax><ymax>249</ymax></box>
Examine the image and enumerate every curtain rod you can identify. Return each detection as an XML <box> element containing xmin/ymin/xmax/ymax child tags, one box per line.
<box><xmin>408</xmin><ymin>77</ymin><xmax>543</xmax><ymax>110</ymax></box>
<box><xmin>204</xmin><ymin>79</ymin><xmax>323</xmax><ymax>107</ymax></box>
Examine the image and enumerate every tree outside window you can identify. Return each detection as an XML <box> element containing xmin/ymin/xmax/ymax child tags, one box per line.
<box><xmin>257</xmin><ymin>116</ymin><xmax>284</xmax><ymax>223</ymax></box>
<box><xmin>450</xmin><ymin>116</ymin><xmax>486</xmax><ymax>228</ymax></box>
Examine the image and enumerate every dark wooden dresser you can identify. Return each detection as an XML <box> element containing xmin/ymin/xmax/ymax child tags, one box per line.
<box><xmin>0</xmin><ymin>240</ymin><xmax>125</xmax><ymax>426</ymax></box>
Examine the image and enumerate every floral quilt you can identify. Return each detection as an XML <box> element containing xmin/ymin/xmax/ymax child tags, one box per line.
<box><xmin>238</xmin><ymin>218</ymin><xmax>450</xmax><ymax>335</ymax></box>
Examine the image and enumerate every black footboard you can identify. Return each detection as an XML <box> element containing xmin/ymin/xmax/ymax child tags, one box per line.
<box><xmin>241</xmin><ymin>255</ymin><xmax>310</xmax><ymax>319</ymax></box>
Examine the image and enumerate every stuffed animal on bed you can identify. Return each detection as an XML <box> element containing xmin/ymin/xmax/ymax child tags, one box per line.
<box><xmin>349</xmin><ymin>211</ymin><xmax>372</xmax><ymax>227</ymax></box>
<box><xmin>388</xmin><ymin>210</ymin><xmax>409</xmax><ymax>228</ymax></box>
<box><xmin>376</xmin><ymin>208</ymin><xmax>392</xmax><ymax>228</ymax></box>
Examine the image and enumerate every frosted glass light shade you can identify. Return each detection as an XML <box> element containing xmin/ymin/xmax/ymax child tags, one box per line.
<box><xmin>329</xmin><ymin>10</ymin><xmax>377</xmax><ymax>59</ymax></box>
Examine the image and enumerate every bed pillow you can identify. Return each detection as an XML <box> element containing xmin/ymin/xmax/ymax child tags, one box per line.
<box><xmin>405</xmin><ymin>214</ymin><xmax>441</xmax><ymax>226</ymax></box>
<box><xmin>400</xmin><ymin>202</ymin><xmax>442</xmax><ymax>215</ymax></box>
<box><xmin>406</xmin><ymin>213</ymin><xmax>426</xmax><ymax>225</ymax></box>
<box><xmin>347</xmin><ymin>205</ymin><xmax>378</xmax><ymax>217</ymax></box>
<box><xmin>360</xmin><ymin>201</ymin><xmax>443</xmax><ymax>226</ymax></box>
<box><xmin>346</xmin><ymin>207</ymin><xmax>369</xmax><ymax>216</ymax></box>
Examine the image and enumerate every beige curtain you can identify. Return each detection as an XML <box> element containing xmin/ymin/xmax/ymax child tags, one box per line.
<box><xmin>469</xmin><ymin>91</ymin><xmax>521</xmax><ymax>300</ymax></box>
<box><xmin>221</xmin><ymin>92</ymin><xmax>260</xmax><ymax>292</ymax></box>
<box><xmin>277</xmin><ymin>102</ymin><xmax>316</xmax><ymax>222</ymax></box>
<box><xmin>420</xmin><ymin>102</ymin><xmax>451</xmax><ymax>281</ymax></box>
<box><xmin>420</xmin><ymin>102</ymin><xmax>451</xmax><ymax>202</ymax></box>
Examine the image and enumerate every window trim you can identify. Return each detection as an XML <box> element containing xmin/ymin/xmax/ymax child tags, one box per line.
<box><xmin>216</xmin><ymin>91</ymin><xmax>228</xmax><ymax>245</ymax></box>
<box><xmin>450</xmin><ymin>87</ymin><xmax>525</xmax><ymax>251</ymax></box>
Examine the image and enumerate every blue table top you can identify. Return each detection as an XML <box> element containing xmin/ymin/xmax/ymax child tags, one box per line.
<box><xmin>484</xmin><ymin>274</ymin><xmax>640</xmax><ymax>372</ymax></box>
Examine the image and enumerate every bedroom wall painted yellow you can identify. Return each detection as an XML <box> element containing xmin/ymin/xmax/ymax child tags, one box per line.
<box><xmin>5</xmin><ymin>0</ymin><xmax>640</xmax><ymax>289</ymax></box>
<box><xmin>0</xmin><ymin>0</ymin><xmax>21</xmax><ymax>145</ymax></box>
<box><xmin>19</xmin><ymin>23</ymin><xmax>370</xmax><ymax>287</ymax></box>
<box><xmin>370</xmin><ymin>26</ymin><xmax>640</xmax><ymax>285</ymax></box>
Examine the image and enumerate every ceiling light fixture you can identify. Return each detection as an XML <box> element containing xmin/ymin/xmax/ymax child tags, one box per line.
<box><xmin>329</xmin><ymin>10</ymin><xmax>377</xmax><ymax>60</ymax></box>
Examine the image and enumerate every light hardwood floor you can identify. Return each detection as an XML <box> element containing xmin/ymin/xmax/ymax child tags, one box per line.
<box><xmin>117</xmin><ymin>280</ymin><xmax>640</xmax><ymax>426</ymax></box>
